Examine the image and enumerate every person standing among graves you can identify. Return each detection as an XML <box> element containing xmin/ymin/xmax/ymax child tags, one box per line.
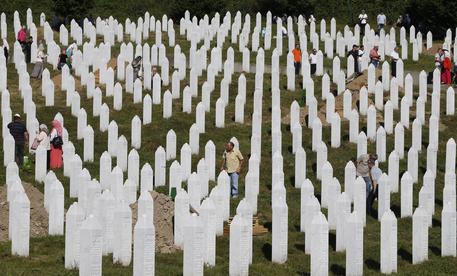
<box><xmin>292</xmin><ymin>44</ymin><xmax>301</xmax><ymax>75</ymax></box>
<box><xmin>309</xmin><ymin>49</ymin><xmax>318</xmax><ymax>75</ymax></box>
<box><xmin>24</xmin><ymin>36</ymin><xmax>33</xmax><ymax>64</ymax></box>
<box><xmin>57</xmin><ymin>49</ymin><xmax>67</xmax><ymax>70</ymax></box>
<box><xmin>308</xmin><ymin>15</ymin><xmax>316</xmax><ymax>24</ymax></box>
<box><xmin>49</xmin><ymin>120</ymin><xmax>63</xmax><ymax>169</ymax></box>
<box><xmin>369</xmin><ymin>45</ymin><xmax>381</xmax><ymax>68</ymax></box>
<box><xmin>396</xmin><ymin>15</ymin><xmax>403</xmax><ymax>28</ymax></box>
<box><xmin>358</xmin><ymin>10</ymin><xmax>368</xmax><ymax>35</ymax></box>
<box><xmin>435</xmin><ymin>48</ymin><xmax>444</xmax><ymax>69</ymax></box>
<box><xmin>31</xmin><ymin>44</ymin><xmax>46</xmax><ymax>78</ymax></box>
<box><xmin>402</xmin><ymin>14</ymin><xmax>411</xmax><ymax>32</ymax></box>
<box><xmin>355</xmin><ymin>153</ymin><xmax>378</xmax><ymax>199</ymax></box>
<box><xmin>33</xmin><ymin>124</ymin><xmax>50</xmax><ymax>169</ymax></box>
<box><xmin>367</xmin><ymin>160</ymin><xmax>382</xmax><ymax>215</ymax></box>
<box><xmin>17</xmin><ymin>26</ymin><xmax>27</xmax><ymax>46</ymax></box>
<box><xmin>151</xmin><ymin>66</ymin><xmax>158</xmax><ymax>88</ymax></box>
<box><xmin>2</xmin><ymin>39</ymin><xmax>9</xmax><ymax>63</ymax></box>
<box><xmin>66</xmin><ymin>43</ymin><xmax>77</xmax><ymax>69</ymax></box>
<box><xmin>347</xmin><ymin>44</ymin><xmax>360</xmax><ymax>76</ymax></box>
<box><xmin>7</xmin><ymin>114</ymin><xmax>29</xmax><ymax>167</ymax></box>
<box><xmin>390</xmin><ymin>47</ymin><xmax>400</xmax><ymax>77</ymax></box>
<box><xmin>377</xmin><ymin>12</ymin><xmax>386</xmax><ymax>31</ymax></box>
<box><xmin>358</xmin><ymin>45</ymin><xmax>365</xmax><ymax>71</ymax></box>
<box><xmin>441</xmin><ymin>51</ymin><xmax>452</xmax><ymax>85</ymax></box>
<box><xmin>220</xmin><ymin>141</ymin><xmax>244</xmax><ymax>198</ymax></box>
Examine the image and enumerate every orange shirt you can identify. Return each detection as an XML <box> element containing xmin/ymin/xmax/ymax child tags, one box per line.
<box><xmin>292</xmin><ymin>48</ymin><xmax>301</xmax><ymax>62</ymax></box>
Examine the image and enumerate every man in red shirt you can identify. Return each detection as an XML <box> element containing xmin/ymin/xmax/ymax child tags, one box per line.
<box><xmin>369</xmin><ymin>45</ymin><xmax>381</xmax><ymax>68</ymax></box>
<box><xmin>292</xmin><ymin>44</ymin><xmax>301</xmax><ymax>75</ymax></box>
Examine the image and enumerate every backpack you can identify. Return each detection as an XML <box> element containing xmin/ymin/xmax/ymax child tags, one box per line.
<box><xmin>51</xmin><ymin>136</ymin><xmax>63</xmax><ymax>148</ymax></box>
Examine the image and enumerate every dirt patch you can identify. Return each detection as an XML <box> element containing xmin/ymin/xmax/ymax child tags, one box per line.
<box><xmin>50</xmin><ymin>57</ymin><xmax>117</xmax><ymax>92</ymax></box>
<box><xmin>131</xmin><ymin>191</ymin><xmax>178</xmax><ymax>254</ymax></box>
<box><xmin>0</xmin><ymin>183</ymin><xmax>49</xmax><ymax>243</ymax></box>
<box><xmin>282</xmin><ymin>89</ymin><xmax>382</xmax><ymax>127</ymax></box>
<box><xmin>423</xmin><ymin>43</ymin><xmax>442</xmax><ymax>56</ymax></box>
<box><xmin>346</xmin><ymin>68</ymin><xmax>383</xmax><ymax>91</ymax></box>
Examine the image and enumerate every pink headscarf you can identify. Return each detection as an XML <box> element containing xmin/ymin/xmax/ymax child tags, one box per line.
<box><xmin>52</xmin><ymin>120</ymin><xmax>63</xmax><ymax>136</ymax></box>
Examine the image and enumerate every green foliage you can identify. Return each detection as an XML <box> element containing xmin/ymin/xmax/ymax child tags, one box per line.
<box><xmin>52</xmin><ymin>0</ymin><xmax>94</xmax><ymax>21</ymax></box>
<box><xmin>407</xmin><ymin>0</ymin><xmax>457</xmax><ymax>39</ymax></box>
<box><xmin>167</xmin><ymin>0</ymin><xmax>225</xmax><ymax>21</ymax></box>
<box><xmin>256</xmin><ymin>0</ymin><xmax>314</xmax><ymax>17</ymax></box>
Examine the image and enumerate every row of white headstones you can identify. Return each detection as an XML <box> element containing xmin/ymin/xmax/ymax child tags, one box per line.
<box><xmin>2</xmin><ymin>9</ymin><xmax>457</xmax><ymax>276</ymax></box>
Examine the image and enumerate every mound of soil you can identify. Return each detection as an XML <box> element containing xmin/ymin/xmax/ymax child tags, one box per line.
<box><xmin>0</xmin><ymin>183</ymin><xmax>49</xmax><ymax>243</ymax></box>
<box><xmin>131</xmin><ymin>190</ymin><xmax>178</xmax><ymax>254</ymax></box>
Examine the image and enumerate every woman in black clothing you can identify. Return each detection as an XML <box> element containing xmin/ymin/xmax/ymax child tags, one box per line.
<box><xmin>57</xmin><ymin>49</ymin><xmax>67</xmax><ymax>70</ymax></box>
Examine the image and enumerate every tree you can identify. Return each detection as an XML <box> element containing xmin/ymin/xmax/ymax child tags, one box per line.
<box><xmin>52</xmin><ymin>0</ymin><xmax>94</xmax><ymax>22</ymax></box>
<box><xmin>167</xmin><ymin>0</ymin><xmax>224</xmax><ymax>21</ymax></box>
<box><xmin>407</xmin><ymin>0</ymin><xmax>457</xmax><ymax>39</ymax></box>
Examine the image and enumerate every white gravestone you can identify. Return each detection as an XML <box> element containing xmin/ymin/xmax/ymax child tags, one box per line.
<box><xmin>381</xmin><ymin>210</ymin><xmax>397</xmax><ymax>273</ymax></box>
<box><xmin>79</xmin><ymin>214</ymin><xmax>103</xmax><ymax>276</ymax></box>
<box><xmin>133</xmin><ymin>214</ymin><xmax>155</xmax><ymax>276</ymax></box>
<box><xmin>310</xmin><ymin>212</ymin><xmax>328</xmax><ymax>276</ymax></box>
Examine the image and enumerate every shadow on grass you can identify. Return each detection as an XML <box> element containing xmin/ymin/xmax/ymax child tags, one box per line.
<box><xmin>329</xmin><ymin>232</ymin><xmax>336</xmax><ymax>251</ymax></box>
<box><xmin>435</xmin><ymin>198</ymin><xmax>443</xmax><ymax>207</ymax></box>
<box><xmin>432</xmin><ymin>218</ymin><xmax>441</xmax><ymax>227</ymax></box>
<box><xmin>398</xmin><ymin>248</ymin><xmax>412</xmax><ymax>262</ymax></box>
<box><xmin>294</xmin><ymin>243</ymin><xmax>305</xmax><ymax>252</ymax></box>
<box><xmin>430</xmin><ymin>246</ymin><xmax>441</xmax><ymax>256</ymax></box>
<box><xmin>289</xmin><ymin>176</ymin><xmax>295</xmax><ymax>187</ymax></box>
<box><xmin>365</xmin><ymin>258</ymin><xmax>380</xmax><ymax>270</ymax></box>
<box><xmin>262</xmin><ymin>243</ymin><xmax>272</xmax><ymax>261</ymax></box>
<box><xmin>263</xmin><ymin>221</ymin><xmax>272</xmax><ymax>231</ymax></box>
<box><xmin>330</xmin><ymin>264</ymin><xmax>345</xmax><ymax>275</ymax></box>
<box><xmin>391</xmin><ymin>204</ymin><xmax>401</xmax><ymax>217</ymax></box>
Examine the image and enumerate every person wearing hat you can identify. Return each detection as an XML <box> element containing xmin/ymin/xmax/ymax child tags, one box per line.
<box><xmin>7</xmin><ymin>114</ymin><xmax>29</xmax><ymax>166</ymax></box>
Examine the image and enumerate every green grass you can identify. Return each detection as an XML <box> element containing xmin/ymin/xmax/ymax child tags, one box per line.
<box><xmin>1</xmin><ymin>17</ymin><xmax>456</xmax><ymax>276</ymax></box>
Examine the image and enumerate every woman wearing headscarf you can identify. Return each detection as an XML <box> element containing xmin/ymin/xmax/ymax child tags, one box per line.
<box><xmin>49</xmin><ymin>120</ymin><xmax>63</xmax><ymax>169</ymax></box>
<box><xmin>36</xmin><ymin>124</ymin><xmax>50</xmax><ymax>169</ymax></box>
<box><xmin>441</xmin><ymin>50</ymin><xmax>452</xmax><ymax>85</ymax></box>
<box><xmin>66</xmin><ymin>43</ymin><xmax>77</xmax><ymax>69</ymax></box>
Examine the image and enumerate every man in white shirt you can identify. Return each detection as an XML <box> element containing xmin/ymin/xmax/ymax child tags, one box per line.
<box><xmin>358</xmin><ymin>10</ymin><xmax>368</xmax><ymax>35</ymax></box>
<box><xmin>309</xmin><ymin>49</ymin><xmax>318</xmax><ymax>74</ymax></box>
<box><xmin>377</xmin><ymin>13</ymin><xmax>386</xmax><ymax>31</ymax></box>
<box><xmin>390</xmin><ymin>47</ymin><xmax>400</xmax><ymax>77</ymax></box>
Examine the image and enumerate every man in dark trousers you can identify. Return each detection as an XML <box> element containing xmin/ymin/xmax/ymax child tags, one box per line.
<box><xmin>347</xmin><ymin>44</ymin><xmax>360</xmax><ymax>76</ymax></box>
<box><xmin>8</xmin><ymin>114</ymin><xmax>29</xmax><ymax>166</ymax></box>
<box><xmin>24</xmin><ymin>36</ymin><xmax>33</xmax><ymax>63</ymax></box>
<box><xmin>292</xmin><ymin>44</ymin><xmax>302</xmax><ymax>75</ymax></box>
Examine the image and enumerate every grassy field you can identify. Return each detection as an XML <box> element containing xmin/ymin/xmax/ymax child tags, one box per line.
<box><xmin>0</xmin><ymin>16</ymin><xmax>456</xmax><ymax>275</ymax></box>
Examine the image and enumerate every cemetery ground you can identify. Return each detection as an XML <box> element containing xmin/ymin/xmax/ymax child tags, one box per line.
<box><xmin>1</xmin><ymin>21</ymin><xmax>457</xmax><ymax>275</ymax></box>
